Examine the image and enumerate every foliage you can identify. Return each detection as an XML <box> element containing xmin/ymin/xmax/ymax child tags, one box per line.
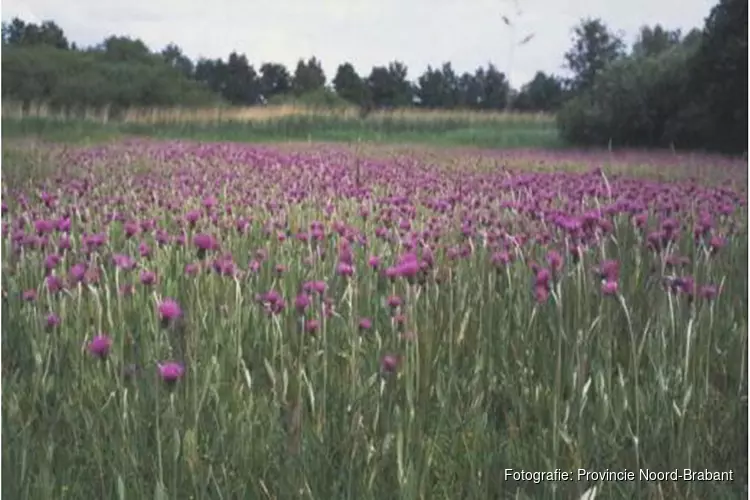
<box><xmin>291</xmin><ymin>57</ymin><xmax>327</xmax><ymax>96</ymax></box>
<box><xmin>1</xmin><ymin>45</ymin><xmax>219</xmax><ymax>114</ymax></box>
<box><xmin>333</xmin><ymin>63</ymin><xmax>371</xmax><ymax>108</ymax></box>
<box><xmin>512</xmin><ymin>72</ymin><xmax>564</xmax><ymax>112</ymax></box>
<box><xmin>684</xmin><ymin>0</ymin><xmax>748</xmax><ymax>154</ymax></box>
<box><xmin>563</xmin><ymin>18</ymin><xmax>626</xmax><ymax>95</ymax></box>
<box><xmin>557</xmin><ymin>43</ymin><xmax>697</xmax><ymax>147</ymax></box>
<box><xmin>557</xmin><ymin>2</ymin><xmax>748</xmax><ymax>154</ymax></box>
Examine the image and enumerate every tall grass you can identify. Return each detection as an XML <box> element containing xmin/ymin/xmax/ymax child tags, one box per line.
<box><xmin>1</xmin><ymin>141</ymin><xmax>747</xmax><ymax>499</ymax></box>
<box><xmin>1</xmin><ymin>101</ymin><xmax>560</xmax><ymax>149</ymax></box>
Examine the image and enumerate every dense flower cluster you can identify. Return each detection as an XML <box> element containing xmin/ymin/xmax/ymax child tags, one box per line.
<box><xmin>2</xmin><ymin>140</ymin><xmax>746</xmax><ymax>387</ymax></box>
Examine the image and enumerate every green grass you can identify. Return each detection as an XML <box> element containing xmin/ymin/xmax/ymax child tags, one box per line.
<box><xmin>1</xmin><ymin>142</ymin><xmax>747</xmax><ymax>499</ymax></box>
<box><xmin>1</xmin><ymin>115</ymin><xmax>563</xmax><ymax>149</ymax></box>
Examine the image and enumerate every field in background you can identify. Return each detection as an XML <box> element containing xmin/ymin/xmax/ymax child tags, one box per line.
<box><xmin>1</xmin><ymin>102</ymin><xmax>560</xmax><ymax>149</ymax></box>
<box><xmin>2</xmin><ymin>138</ymin><xmax>747</xmax><ymax>499</ymax></box>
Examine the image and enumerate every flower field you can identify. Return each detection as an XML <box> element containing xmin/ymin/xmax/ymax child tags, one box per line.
<box><xmin>1</xmin><ymin>140</ymin><xmax>748</xmax><ymax>499</ymax></box>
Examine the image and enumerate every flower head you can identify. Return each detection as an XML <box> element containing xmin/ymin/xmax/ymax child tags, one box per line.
<box><xmin>158</xmin><ymin>298</ymin><xmax>182</xmax><ymax>327</ymax></box>
<box><xmin>601</xmin><ymin>280</ymin><xmax>619</xmax><ymax>296</ymax></box>
<box><xmin>88</xmin><ymin>334</ymin><xmax>112</xmax><ymax>360</ymax></box>
<box><xmin>158</xmin><ymin>361</ymin><xmax>185</xmax><ymax>387</ymax></box>
<box><xmin>46</xmin><ymin>312</ymin><xmax>61</xmax><ymax>330</ymax></box>
<box><xmin>359</xmin><ymin>318</ymin><xmax>372</xmax><ymax>331</ymax></box>
<box><xmin>380</xmin><ymin>354</ymin><xmax>399</xmax><ymax>375</ymax></box>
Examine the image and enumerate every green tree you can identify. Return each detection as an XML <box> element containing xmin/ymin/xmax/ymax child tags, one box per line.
<box><xmin>194</xmin><ymin>58</ymin><xmax>227</xmax><ymax>94</ymax></box>
<box><xmin>223</xmin><ymin>52</ymin><xmax>260</xmax><ymax>105</ymax></box>
<box><xmin>416</xmin><ymin>63</ymin><xmax>461</xmax><ymax>108</ymax></box>
<box><xmin>2</xmin><ymin>18</ymin><xmax>69</xmax><ymax>49</ymax></box>
<box><xmin>98</xmin><ymin>36</ymin><xmax>153</xmax><ymax>64</ymax></box>
<box><xmin>332</xmin><ymin>62</ymin><xmax>368</xmax><ymax>106</ymax></box>
<box><xmin>632</xmin><ymin>25</ymin><xmax>682</xmax><ymax>58</ymax></box>
<box><xmin>563</xmin><ymin>18</ymin><xmax>626</xmax><ymax>94</ymax></box>
<box><xmin>366</xmin><ymin>61</ymin><xmax>413</xmax><ymax>108</ymax></box>
<box><xmin>259</xmin><ymin>62</ymin><xmax>291</xmax><ymax>99</ymax></box>
<box><xmin>161</xmin><ymin>43</ymin><xmax>194</xmax><ymax>78</ymax></box>
<box><xmin>513</xmin><ymin>71</ymin><xmax>563</xmax><ymax>111</ymax></box>
<box><xmin>292</xmin><ymin>57</ymin><xmax>326</xmax><ymax>95</ymax></box>
<box><xmin>480</xmin><ymin>64</ymin><xmax>511</xmax><ymax>110</ymax></box>
<box><xmin>686</xmin><ymin>0</ymin><xmax>748</xmax><ymax>153</ymax></box>
<box><xmin>457</xmin><ymin>70</ymin><xmax>484</xmax><ymax>108</ymax></box>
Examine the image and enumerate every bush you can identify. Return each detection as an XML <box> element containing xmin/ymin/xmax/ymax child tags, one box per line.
<box><xmin>1</xmin><ymin>45</ymin><xmax>220</xmax><ymax>115</ymax></box>
<box><xmin>557</xmin><ymin>45</ymin><xmax>699</xmax><ymax>149</ymax></box>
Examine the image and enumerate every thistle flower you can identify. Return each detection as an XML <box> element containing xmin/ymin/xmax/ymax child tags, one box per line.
<box><xmin>88</xmin><ymin>334</ymin><xmax>112</xmax><ymax>360</ymax></box>
<box><xmin>193</xmin><ymin>233</ymin><xmax>216</xmax><ymax>258</ymax></box>
<box><xmin>112</xmin><ymin>254</ymin><xmax>136</xmax><ymax>271</ymax></box>
<box><xmin>158</xmin><ymin>361</ymin><xmax>185</xmax><ymax>387</ymax></box>
<box><xmin>359</xmin><ymin>318</ymin><xmax>372</xmax><ymax>331</ymax></box>
<box><xmin>304</xmin><ymin>318</ymin><xmax>320</xmax><ymax>334</ymax></box>
<box><xmin>158</xmin><ymin>298</ymin><xmax>182</xmax><ymax>327</ymax></box>
<box><xmin>294</xmin><ymin>293</ymin><xmax>310</xmax><ymax>314</ymax></box>
<box><xmin>386</xmin><ymin>295</ymin><xmax>402</xmax><ymax>309</ymax></box>
<box><xmin>601</xmin><ymin>280</ymin><xmax>618</xmax><ymax>296</ymax></box>
<box><xmin>534</xmin><ymin>285</ymin><xmax>550</xmax><ymax>304</ymax></box>
<box><xmin>380</xmin><ymin>354</ymin><xmax>399</xmax><ymax>375</ymax></box>
<box><xmin>546</xmin><ymin>250</ymin><xmax>563</xmax><ymax>274</ymax></box>
<box><xmin>139</xmin><ymin>270</ymin><xmax>157</xmax><ymax>286</ymax></box>
<box><xmin>46</xmin><ymin>312</ymin><xmax>61</xmax><ymax>330</ymax></box>
<box><xmin>337</xmin><ymin>262</ymin><xmax>354</xmax><ymax>277</ymax></box>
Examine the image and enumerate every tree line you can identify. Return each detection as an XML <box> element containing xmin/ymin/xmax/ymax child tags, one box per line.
<box><xmin>1</xmin><ymin>0</ymin><xmax>746</xmax><ymax>154</ymax></box>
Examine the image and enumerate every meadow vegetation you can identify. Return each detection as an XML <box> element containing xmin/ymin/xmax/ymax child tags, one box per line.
<box><xmin>1</xmin><ymin>103</ymin><xmax>561</xmax><ymax>149</ymax></box>
<box><xmin>1</xmin><ymin>139</ymin><xmax>747</xmax><ymax>499</ymax></box>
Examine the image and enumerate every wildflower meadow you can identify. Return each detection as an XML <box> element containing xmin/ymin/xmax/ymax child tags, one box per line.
<box><xmin>1</xmin><ymin>139</ymin><xmax>747</xmax><ymax>499</ymax></box>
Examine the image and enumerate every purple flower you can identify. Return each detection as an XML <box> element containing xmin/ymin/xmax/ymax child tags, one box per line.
<box><xmin>380</xmin><ymin>354</ymin><xmax>399</xmax><ymax>375</ymax></box>
<box><xmin>304</xmin><ymin>318</ymin><xmax>320</xmax><ymax>334</ymax></box>
<box><xmin>601</xmin><ymin>280</ymin><xmax>619</xmax><ymax>296</ymax></box>
<box><xmin>709</xmin><ymin>235</ymin><xmax>726</xmax><ymax>255</ymax></box>
<box><xmin>193</xmin><ymin>233</ymin><xmax>216</xmax><ymax>257</ymax></box>
<box><xmin>158</xmin><ymin>361</ymin><xmax>185</xmax><ymax>386</ymax></box>
<box><xmin>337</xmin><ymin>262</ymin><xmax>354</xmax><ymax>277</ymax></box>
<box><xmin>359</xmin><ymin>318</ymin><xmax>372</xmax><ymax>331</ymax></box>
<box><xmin>185</xmin><ymin>263</ymin><xmax>201</xmax><ymax>276</ymax></box>
<box><xmin>534</xmin><ymin>268</ymin><xmax>552</xmax><ymax>288</ymax></box>
<box><xmin>387</xmin><ymin>295</ymin><xmax>402</xmax><ymax>309</ymax></box>
<box><xmin>158</xmin><ymin>298</ymin><xmax>182</xmax><ymax>326</ymax></box>
<box><xmin>88</xmin><ymin>334</ymin><xmax>112</xmax><ymax>360</ymax></box>
<box><xmin>595</xmin><ymin>260</ymin><xmax>620</xmax><ymax>281</ymax></box>
<box><xmin>140</xmin><ymin>270</ymin><xmax>157</xmax><ymax>286</ymax></box>
<box><xmin>139</xmin><ymin>242</ymin><xmax>152</xmax><ymax>258</ymax></box>
<box><xmin>46</xmin><ymin>313</ymin><xmax>61</xmax><ymax>330</ymax></box>
<box><xmin>294</xmin><ymin>293</ymin><xmax>310</xmax><ymax>314</ymax></box>
<box><xmin>46</xmin><ymin>275</ymin><xmax>64</xmax><ymax>294</ymax></box>
<box><xmin>395</xmin><ymin>252</ymin><xmax>420</xmax><ymax>278</ymax></box>
<box><xmin>113</xmin><ymin>254</ymin><xmax>136</xmax><ymax>271</ymax></box>
<box><xmin>185</xmin><ymin>210</ymin><xmax>201</xmax><ymax>226</ymax></box>
<box><xmin>534</xmin><ymin>285</ymin><xmax>550</xmax><ymax>304</ymax></box>
<box><xmin>699</xmin><ymin>284</ymin><xmax>718</xmax><ymax>301</ymax></box>
<box><xmin>546</xmin><ymin>250</ymin><xmax>563</xmax><ymax>273</ymax></box>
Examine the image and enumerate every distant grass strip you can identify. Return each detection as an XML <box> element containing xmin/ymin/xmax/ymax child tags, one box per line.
<box><xmin>1</xmin><ymin>115</ymin><xmax>563</xmax><ymax>149</ymax></box>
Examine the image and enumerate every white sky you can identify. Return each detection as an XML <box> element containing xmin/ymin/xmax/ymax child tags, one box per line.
<box><xmin>2</xmin><ymin>0</ymin><xmax>717</xmax><ymax>88</ymax></box>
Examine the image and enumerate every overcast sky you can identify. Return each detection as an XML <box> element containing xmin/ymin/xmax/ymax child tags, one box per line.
<box><xmin>3</xmin><ymin>0</ymin><xmax>717</xmax><ymax>87</ymax></box>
